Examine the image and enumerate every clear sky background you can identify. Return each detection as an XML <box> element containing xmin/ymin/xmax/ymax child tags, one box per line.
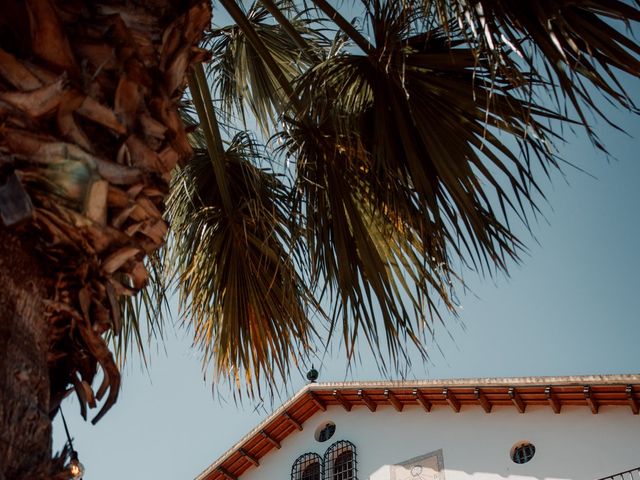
<box><xmin>52</xmin><ymin>17</ymin><xmax>640</xmax><ymax>480</ymax></box>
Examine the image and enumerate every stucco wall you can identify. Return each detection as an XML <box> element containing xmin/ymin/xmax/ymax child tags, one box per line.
<box><xmin>239</xmin><ymin>404</ymin><xmax>639</xmax><ymax>480</ymax></box>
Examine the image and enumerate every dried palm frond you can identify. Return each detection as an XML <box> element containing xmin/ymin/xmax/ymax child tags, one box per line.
<box><xmin>0</xmin><ymin>0</ymin><xmax>210</xmax><ymax>427</ymax></box>
<box><xmin>108</xmin><ymin>251</ymin><xmax>170</xmax><ymax>369</ymax></box>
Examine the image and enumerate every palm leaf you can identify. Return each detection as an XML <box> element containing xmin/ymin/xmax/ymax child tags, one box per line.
<box><xmin>274</xmin><ymin>1</ymin><xmax>576</xmax><ymax>368</ymax></box>
<box><xmin>108</xmin><ymin>252</ymin><xmax>170</xmax><ymax>369</ymax></box>
<box><xmin>429</xmin><ymin>0</ymin><xmax>640</xmax><ymax>135</ymax></box>
<box><xmin>207</xmin><ymin>0</ymin><xmax>328</xmax><ymax>134</ymax></box>
<box><xmin>167</xmin><ymin>126</ymin><xmax>317</xmax><ymax>397</ymax></box>
<box><xmin>135</xmin><ymin>0</ymin><xmax>639</xmax><ymax>393</ymax></box>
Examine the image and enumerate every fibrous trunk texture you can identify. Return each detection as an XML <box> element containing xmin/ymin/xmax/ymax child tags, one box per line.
<box><xmin>0</xmin><ymin>0</ymin><xmax>210</xmax><ymax>477</ymax></box>
<box><xmin>0</xmin><ymin>229</ymin><xmax>52</xmax><ymax>480</ymax></box>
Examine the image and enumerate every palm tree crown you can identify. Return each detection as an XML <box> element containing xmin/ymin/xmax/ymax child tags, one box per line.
<box><xmin>166</xmin><ymin>0</ymin><xmax>640</xmax><ymax>396</ymax></box>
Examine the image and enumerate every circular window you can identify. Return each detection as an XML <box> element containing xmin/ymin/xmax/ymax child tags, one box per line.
<box><xmin>314</xmin><ymin>421</ymin><xmax>336</xmax><ymax>442</ymax></box>
<box><xmin>511</xmin><ymin>442</ymin><xmax>536</xmax><ymax>464</ymax></box>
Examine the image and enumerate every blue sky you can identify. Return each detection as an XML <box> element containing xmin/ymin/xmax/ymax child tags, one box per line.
<box><xmin>52</xmin><ymin>20</ymin><xmax>640</xmax><ymax>480</ymax></box>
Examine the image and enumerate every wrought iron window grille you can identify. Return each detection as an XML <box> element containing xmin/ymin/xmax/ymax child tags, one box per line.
<box><xmin>291</xmin><ymin>441</ymin><xmax>357</xmax><ymax>480</ymax></box>
<box><xmin>291</xmin><ymin>453</ymin><xmax>322</xmax><ymax>480</ymax></box>
<box><xmin>323</xmin><ymin>441</ymin><xmax>357</xmax><ymax>480</ymax></box>
<box><xmin>511</xmin><ymin>443</ymin><xmax>536</xmax><ymax>464</ymax></box>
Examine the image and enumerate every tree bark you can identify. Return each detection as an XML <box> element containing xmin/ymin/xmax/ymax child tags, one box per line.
<box><xmin>0</xmin><ymin>0</ymin><xmax>211</xmax><ymax>478</ymax></box>
<box><xmin>0</xmin><ymin>228</ymin><xmax>52</xmax><ymax>479</ymax></box>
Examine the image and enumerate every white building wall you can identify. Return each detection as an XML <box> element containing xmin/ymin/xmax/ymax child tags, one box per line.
<box><xmin>239</xmin><ymin>404</ymin><xmax>640</xmax><ymax>480</ymax></box>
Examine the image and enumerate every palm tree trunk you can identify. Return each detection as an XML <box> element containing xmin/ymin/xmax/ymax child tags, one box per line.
<box><xmin>0</xmin><ymin>228</ymin><xmax>52</xmax><ymax>479</ymax></box>
<box><xmin>0</xmin><ymin>0</ymin><xmax>211</xmax><ymax>477</ymax></box>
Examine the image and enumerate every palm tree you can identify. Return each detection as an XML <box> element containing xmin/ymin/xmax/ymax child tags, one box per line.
<box><xmin>0</xmin><ymin>0</ymin><xmax>210</xmax><ymax>477</ymax></box>
<box><xmin>0</xmin><ymin>0</ymin><xmax>638</xmax><ymax>478</ymax></box>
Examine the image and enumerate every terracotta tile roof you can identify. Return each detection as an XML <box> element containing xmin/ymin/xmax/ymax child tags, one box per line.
<box><xmin>195</xmin><ymin>374</ymin><xmax>640</xmax><ymax>480</ymax></box>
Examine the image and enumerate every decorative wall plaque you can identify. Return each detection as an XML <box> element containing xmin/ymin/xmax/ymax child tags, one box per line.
<box><xmin>389</xmin><ymin>450</ymin><xmax>444</xmax><ymax>480</ymax></box>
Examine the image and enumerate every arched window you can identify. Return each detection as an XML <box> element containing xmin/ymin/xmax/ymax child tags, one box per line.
<box><xmin>292</xmin><ymin>453</ymin><xmax>322</xmax><ymax>480</ymax></box>
<box><xmin>324</xmin><ymin>441</ymin><xmax>357</xmax><ymax>480</ymax></box>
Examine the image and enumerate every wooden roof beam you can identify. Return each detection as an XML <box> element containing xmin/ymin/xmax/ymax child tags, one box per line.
<box><xmin>545</xmin><ymin>386</ymin><xmax>561</xmax><ymax>414</ymax></box>
<box><xmin>627</xmin><ymin>385</ymin><xmax>639</xmax><ymax>415</ymax></box>
<box><xmin>384</xmin><ymin>389</ymin><xmax>403</xmax><ymax>412</ymax></box>
<box><xmin>508</xmin><ymin>387</ymin><xmax>526</xmax><ymax>413</ymax></box>
<box><xmin>283</xmin><ymin>412</ymin><xmax>303</xmax><ymax>430</ymax></box>
<box><xmin>333</xmin><ymin>389</ymin><xmax>352</xmax><ymax>412</ymax></box>
<box><xmin>217</xmin><ymin>467</ymin><xmax>237</xmax><ymax>480</ymax></box>
<box><xmin>308</xmin><ymin>391</ymin><xmax>327</xmax><ymax>411</ymax></box>
<box><xmin>474</xmin><ymin>387</ymin><xmax>492</xmax><ymax>413</ymax></box>
<box><xmin>443</xmin><ymin>387</ymin><xmax>460</xmax><ymax>413</ymax></box>
<box><xmin>239</xmin><ymin>448</ymin><xmax>259</xmax><ymax>467</ymax></box>
<box><xmin>260</xmin><ymin>430</ymin><xmax>281</xmax><ymax>449</ymax></box>
<box><xmin>413</xmin><ymin>389</ymin><xmax>432</xmax><ymax>412</ymax></box>
<box><xmin>584</xmin><ymin>386</ymin><xmax>599</xmax><ymax>414</ymax></box>
<box><xmin>357</xmin><ymin>389</ymin><xmax>377</xmax><ymax>412</ymax></box>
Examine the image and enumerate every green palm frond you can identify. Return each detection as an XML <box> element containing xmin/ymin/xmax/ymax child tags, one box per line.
<box><xmin>428</xmin><ymin>0</ymin><xmax>640</xmax><ymax>134</ymax></box>
<box><xmin>166</xmin><ymin>129</ymin><xmax>316</xmax><ymax>397</ymax></box>
<box><xmin>276</xmin><ymin>1</ymin><xmax>575</xmax><ymax>368</ymax></box>
<box><xmin>117</xmin><ymin>0</ymin><xmax>640</xmax><ymax>393</ymax></box>
<box><xmin>207</xmin><ymin>0</ymin><xmax>328</xmax><ymax>134</ymax></box>
<box><xmin>308</xmin><ymin>1</ymin><xmax>569</xmax><ymax>265</ymax></box>
<box><xmin>280</xmin><ymin>111</ymin><xmax>459</xmax><ymax>370</ymax></box>
<box><xmin>279</xmin><ymin>120</ymin><xmax>415</xmax><ymax>370</ymax></box>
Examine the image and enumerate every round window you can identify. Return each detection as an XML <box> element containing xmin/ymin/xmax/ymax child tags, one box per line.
<box><xmin>511</xmin><ymin>442</ymin><xmax>536</xmax><ymax>464</ymax></box>
<box><xmin>314</xmin><ymin>421</ymin><xmax>336</xmax><ymax>442</ymax></box>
